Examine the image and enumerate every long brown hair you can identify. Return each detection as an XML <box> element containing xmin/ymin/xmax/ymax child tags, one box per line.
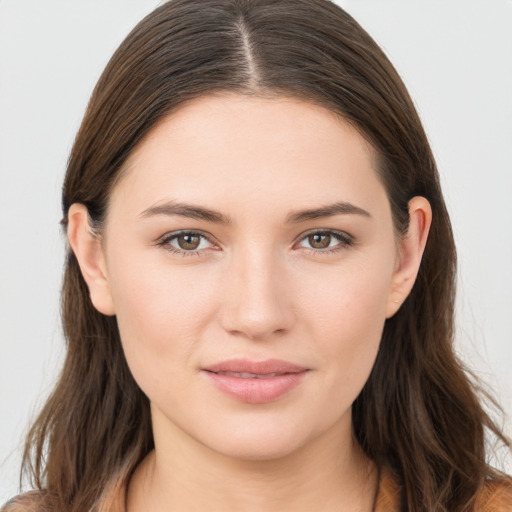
<box><xmin>9</xmin><ymin>1</ymin><xmax>510</xmax><ymax>511</ymax></box>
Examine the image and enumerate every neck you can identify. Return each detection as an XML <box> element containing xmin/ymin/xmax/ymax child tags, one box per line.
<box><xmin>127</xmin><ymin>408</ymin><xmax>378</xmax><ymax>512</ymax></box>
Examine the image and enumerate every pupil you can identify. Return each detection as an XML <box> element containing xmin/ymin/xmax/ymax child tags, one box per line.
<box><xmin>309</xmin><ymin>234</ymin><xmax>330</xmax><ymax>249</ymax></box>
<box><xmin>179</xmin><ymin>234</ymin><xmax>200</xmax><ymax>250</ymax></box>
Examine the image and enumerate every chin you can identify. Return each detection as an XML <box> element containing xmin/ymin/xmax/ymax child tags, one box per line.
<box><xmin>190</xmin><ymin>414</ymin><xmax>328</xmax><ymax>463</ymax></box>
<box><xmin>208</xmin><ymin>433</ymin><xmax>308</xmax><ymax>462</ymax></box>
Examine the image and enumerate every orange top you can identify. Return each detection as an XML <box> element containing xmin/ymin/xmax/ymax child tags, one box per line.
<box><xmin>374</xmin><ymin>468</ymin><xmax>401</xmax><ymax>512</ymax></box>
<box><xmin>373</xmin><ymin>469</ymin><xmax>512</xmax><ymax>512</ymax></box>
<box><xmin>3</xmin><ymin>469</ymin><xmax>512</xmax><ymax>511</ymax></box>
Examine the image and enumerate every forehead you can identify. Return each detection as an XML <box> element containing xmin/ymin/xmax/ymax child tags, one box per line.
<box><xmin>109</xmin><ymin>94</ymin><xmax>388</xmax><ymax>220</ymax></box>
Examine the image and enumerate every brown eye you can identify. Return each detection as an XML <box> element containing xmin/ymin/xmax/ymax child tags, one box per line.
<box><xmin>308</xmin><ymin>233</ymin><xmax>331</xmax><ymax>249</ymax></box>
<box><xmin>177</xmin><ymin>233</ymin><xmax>201</xmax><ymax>250</ymax></box>
<box><xmin>161</xmin><ymin>231</ymin><xmax>214</xmax><ymax>254</ymax></box>
<box><xmin>297</xmin><ymin>230</ymin><xmax>354</xmax><ymax>253</ymax></box>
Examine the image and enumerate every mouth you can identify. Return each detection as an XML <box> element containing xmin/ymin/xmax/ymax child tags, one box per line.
<box><xmin>202</xmin><ymin>359</ymin><xmax>309</xmax><ymax>404</ymax></box>
<box><xmin>212</xmin><ymin>371</ymin><xmax>285</xmax><ymax>379</ymax></box>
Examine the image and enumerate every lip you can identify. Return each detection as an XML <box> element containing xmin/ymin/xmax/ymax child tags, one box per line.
<box><xmin>202</xmin><ymin>358</ymin><xmax>309</xmax><ymax>404</ymax></box>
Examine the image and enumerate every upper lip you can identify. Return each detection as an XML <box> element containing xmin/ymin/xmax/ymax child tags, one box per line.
<box><xmin>203</xmin><ymin>358</ymin><xmax>309</xmax><ymax>375</ymax></box>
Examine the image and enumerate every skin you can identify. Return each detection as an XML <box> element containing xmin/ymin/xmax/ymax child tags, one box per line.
<box><xmin>68</xmin><ymin>94</ymin><xmax>431</xmax><ymax>512</ymax></box>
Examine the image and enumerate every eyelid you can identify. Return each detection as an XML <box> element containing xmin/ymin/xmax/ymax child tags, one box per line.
<box><xmin>294</xmin><ymin>228</ymin><xmax>355</xmax><ymax>252</ymax></box>
<box><xmin>157</xmin><ymin>229</ymin><xmax>219</xmax><ymax>256</ymax></box>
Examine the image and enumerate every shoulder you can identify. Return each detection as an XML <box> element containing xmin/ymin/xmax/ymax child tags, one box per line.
<box><xmin>0</xmin><ymin>491</ymin><xmax>46</xmax><ymax>512</ymax></box>
<box><xmin>374</xmin><ymin>468</ymin><xmax>512</xmax><ymax>512</ymax></box>
<box><xmin>475</xmin><ymin>477</ymin><xmax>512</xmax><ymax>511</ymax></box>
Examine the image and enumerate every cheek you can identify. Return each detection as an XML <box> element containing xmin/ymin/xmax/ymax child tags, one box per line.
<box><xmin>301</xmin><ymin>252</ymin><xmax>394</xmax><ymax>330</ymax></box>
<box><xmin>107</xmin><ymin>252</ymin><xmax>221</xmax><ymax>383</ymax></box>
<box><xmin>298</xmin><ymin>255</ymin><xmax>394</xmax><ymax>392</ymax></box>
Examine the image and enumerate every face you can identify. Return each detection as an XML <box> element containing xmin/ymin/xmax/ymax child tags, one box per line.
<box><xmin>89</xmin><ymin>95</ymin><xmax>406</xmax><ymax>460</ymax></box>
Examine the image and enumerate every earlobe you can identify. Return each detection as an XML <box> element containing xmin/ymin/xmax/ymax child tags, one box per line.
<box><xmin>67</xmin><ymin>203</ymin><xmax>116</xmax><ymax>316</ymax></box>
<box><xmin>386</xmin><ymin>196</ymin><xmax>432</xmax><ymax>318</ymax></box>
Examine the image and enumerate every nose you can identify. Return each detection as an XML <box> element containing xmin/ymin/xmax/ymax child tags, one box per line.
<box><xmin>219</xmin><ymin>246</ymin><xmax>295</xmax><ymax>341</ymax></box>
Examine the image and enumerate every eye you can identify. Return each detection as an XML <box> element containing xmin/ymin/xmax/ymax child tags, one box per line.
<box><xmin>158</xmin><ymin>230</ymin><xmax>216</xmax><ymax>255</ymax></box>
<box><xmin>296</xmin><ymin>230</ymin><xmax>354</xmax><ymax>253</ymax></box>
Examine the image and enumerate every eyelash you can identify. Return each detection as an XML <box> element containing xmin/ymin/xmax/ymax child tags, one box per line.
<box><xmin>156</xmin><ymin>229</ymin><xmax>355</xmax><ymax>257</ymax></box>
<box><xmin>156</xmin><ymin>230</ymin><xmax>217</xmax><ymax>257</ymax></box>
<box><xmin>295</xmin><ymin>229</ymin><xmax>355</xmax><ymax>255</ymax></box>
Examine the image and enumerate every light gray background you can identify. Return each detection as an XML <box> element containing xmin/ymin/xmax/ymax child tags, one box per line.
<box><xmin>1</xmin><ymin>0</ymin><xmax>511</xmax><ymax>501</ymax></box>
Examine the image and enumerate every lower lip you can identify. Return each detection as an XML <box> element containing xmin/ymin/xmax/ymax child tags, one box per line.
<box><xmin>203</xmin><ymin>371</ymin><xmax>309</xmax><ymax>404</ymax></box>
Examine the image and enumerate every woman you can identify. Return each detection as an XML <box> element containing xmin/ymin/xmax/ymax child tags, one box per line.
<box><xmin>3</xmin><ymin>0</ymin><xmax>511</xmax><ymax>511</ymax></box>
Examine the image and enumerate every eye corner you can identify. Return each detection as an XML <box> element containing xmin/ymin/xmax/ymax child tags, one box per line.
<box><xmin>156</xmin><ymin>229</ymin><xmax>220</xmax><ymax>257</ymax></box>
<box><xmin>294</xmin><ymin>228</ymin><xmax>356</xmax><ymax>255</ymax></box>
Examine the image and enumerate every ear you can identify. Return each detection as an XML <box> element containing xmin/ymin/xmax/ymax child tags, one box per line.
<box><xmin>386</xmin><ymin>196</ymin><xmax>432</xmax><ymax>318</ymax></box>
<box><xmin>67</xmin><ymin>203</ymin><xmax>115</xmax><ymax>316</ymax></box>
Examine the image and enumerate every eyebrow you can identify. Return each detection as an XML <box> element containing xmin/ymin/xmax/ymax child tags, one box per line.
<box><xmin>139</xmin><ymin>200</ymin><xmax>370</xmax><ymax>224</ymax></box>
<box><xmin>139</xmin><ymin>201</ymin><xmax>231</xmax><ymax>224</ymax></box>
<box><xmin>285</xmin><ymin>201</ymin><xmax>371</xmax><ymax>223</ymax></box>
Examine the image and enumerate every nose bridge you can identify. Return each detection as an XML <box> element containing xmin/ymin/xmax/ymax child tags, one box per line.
<box><xmin>221</xmin><ymin>242</ymin><xmax>293</xmax><ymax>339</ymax></box>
